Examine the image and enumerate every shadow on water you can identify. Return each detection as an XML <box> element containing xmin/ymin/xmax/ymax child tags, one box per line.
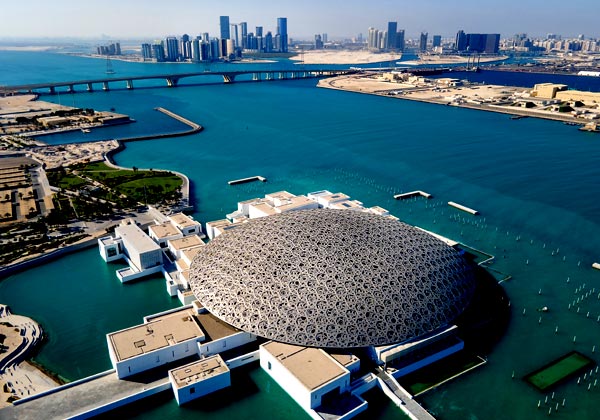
<box><xmin>455</xmin><ymin>265</ymin><xmax>512</xmax><ymax>355</ymax></box>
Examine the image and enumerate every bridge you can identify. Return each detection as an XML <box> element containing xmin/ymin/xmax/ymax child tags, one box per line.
<box><xmin>0</xmin><ymin>68</ymin><xmax>357</xmax><ymax>95</ymax></box>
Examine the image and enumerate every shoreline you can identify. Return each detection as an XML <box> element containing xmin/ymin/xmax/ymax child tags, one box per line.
<box><xmin>318</xmin><ymin>74</ymin><xmax>594</xmax><ymax>125</ymax></box>
<box><xmin>0</xmin><ymin>305</ymin><xmax>62</xmax><ymax>409</ymax></box>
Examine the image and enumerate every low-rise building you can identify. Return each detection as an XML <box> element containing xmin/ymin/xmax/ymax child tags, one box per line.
<box><xmin>149</xmin><ymin>222</ymin><xmax>183</xmax><ymax>248</ymax></box>
<box><xmin>107</xmin><ymin>307</ymin><xmax>206</xmax><ymax>379</ymax></box>
<box><xmin>260</xmin><ymin>341</ymin><xmax>354</xmax><ymax>413</ymax></box>
<box><xmin>169</xmin><ymin>355</ymin><xmax>231</xmax><ymax>405</ymax></box>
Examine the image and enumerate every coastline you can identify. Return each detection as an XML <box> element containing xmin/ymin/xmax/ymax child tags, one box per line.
<box><xmin>318</xmin><ymin>74</ymin><xmax>594</xmax><ymax>125</ymax></box>
<box><xmin>0</xmin><ymin>305</ymin><xmax>62</xmax><ymax>409</ymax></box>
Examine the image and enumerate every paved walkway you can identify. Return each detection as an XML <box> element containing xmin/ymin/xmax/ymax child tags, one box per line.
<box><xmin>1</xmin><ymin>371</ymin><xmax>170</xmax><ymax>420</ymax></box>
<box><xmin>376</xmin><ymin>368</ymin><xmax>436</xmax><ymax>420</ymax></box>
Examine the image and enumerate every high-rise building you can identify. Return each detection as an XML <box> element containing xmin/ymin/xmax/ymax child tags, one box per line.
<box><xmin>265</xmin><ymin>31</ymin><xmax>273</xmax><ymax>53</ymax></box>
<box><xmin>141</xmin><ymin>43</ymin><xmax>152</xmax><ymax>60</ymax></box>
<box><xmin>368</xmin><ymin>27</ymin><xmax>378</xmax><ymax>50</ymax></box>
<box><xmin>220</xmin><ymin>16</ymin><xmax>230</xmax><ymax>40</ymax></box>
<box><xmin>387</xmin><ymin>22</ymin><xmax>397</xmax><ymax>49</ymax></box>
<box><xmin>240</xmin><ymin>22</ymin><xmax>248</xmax><ymax>49</ymax></box>
<box><xmin>181</xmin><ymin>34</ymin><xmax>191</xmax><ymax>60</ymax></box>
<box><xmin>462</xmin><ymin>33</ymin><xmax>500</xmax><ymax>53</ymax></box>
<box><xmin>191</xmin><ymin>39</ymin><xmax>200</xmax><ymax>62</ymax></box>
<box><xmin>256</xmin><ymin>26</ymin><xmax>263</xmax><ymax>37</ymax></box>
<box><xmin>322</xmin><ymin>33</ymin><xmax>328</xmax><ymax>44</ymax></box>
<box><xmin>396</xmin><ymin>30</ymin><xmax>405</xmax><ymax>51</ymax></box>
<box><xmin>432</xmin><ymin>35</ymin><xmax>441</xmax><ymax>48</ymax></box>
<box><xmin>277</xmin><ymin>17</ymin><xmax>288</xmax><ymax>52</ymax></box>
<box><xmin>202</xmin><ymin>33</ymin><xmax>210</xmax><ymax>43</ymax></box>
<box><xmin>231</xmin><ymin>24</ymin><xmax>239</xmax><ymax>47</ymax></box>
<box><xmin>152</xmin><ymin>43</ymin><xmax>165</xmax><ymax>62</ymax></box>
<box><xmin>210</xmin><ymin>38</ymin><xmax>220</xmax><ymax>59</ymax></box>
<box><xmin>165</xmin><ymin>36</ymin><xmax>179</xmax><ymax>61</ymax></box>
<box><xmin>315</xmin><ymin>34</ymin><xmax>323</xmax><ymax>49</ymax></box>
<box><xmin>455</xmin><ymin>30</ymin><xmax>467</xmax><ymax>51</ymax></box>
<box><xmin>200</xmin><ymin>41</ymin><xmax>211</xmax><ymax>61</ymax></box>
<box><xmin>419</xmin><ymin>32</ymin><xmax>428</xmax><ymax>51</ymax></box>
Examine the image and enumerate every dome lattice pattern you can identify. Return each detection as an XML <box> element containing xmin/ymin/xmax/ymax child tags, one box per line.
<box><xmin>190</xmin><ymin>209</ymin><xmax>475</xmax><ymax>348</ymax></box>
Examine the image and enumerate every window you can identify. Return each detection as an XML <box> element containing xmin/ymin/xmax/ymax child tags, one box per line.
<box><xmin>267</xmin><ymin>361</ymin><xmax>272</xmax><ymax>370</ymax></box>
<box><xmin>190</xmin><ymin>387</ymin><xmax>195</xmax><ymax>394</ymax></box>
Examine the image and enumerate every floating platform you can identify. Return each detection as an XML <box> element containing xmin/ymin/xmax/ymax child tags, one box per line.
<box><xmin>394</xmin><ymin>190</ymin><xmax>432</xmax><ymax>200</ymax></box>
<box><xmin>448</xmin><ymin>201</ymin><xmax>479</xmax><ymax>215</ymax></box>
<box><xmin>228</xmin><ymin>176</ymin><xmax>267</xmax><ymax>186</ymax></box>
<box><xmin>524</xmin><ymin>351</ymin><xmax>595</xmax><ymax>392</ymax></box>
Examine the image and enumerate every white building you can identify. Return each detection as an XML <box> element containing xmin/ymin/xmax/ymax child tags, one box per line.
<box><xmin>98</xmin><ymin>220</ymin><xmax>163</xmax><ymax>282</ymax></box>
<box><xmin>107</xmin><ymin>307</ymin><xmax>206</xmax><ymax>379</ymax></box>
<box><xmin>107</xmin><ymin>305</ymin><xmax>256</xmax><ymax>379</ymax></box>
<box><xmin>168</xmin><ymin>213</ymin><xmax>202</xmax><ymax>236</ymax></box>
<box><xmin>260</xmin><ymin>341</ymin><xmax>366</xmax><ymax>418</ymax></box>
<box><xmin>169</xmin><ymin>355</ymin><xmax>231</xmax><ymax>405</ymax></box>
<box><xmin>148</xmin><ymin>222</ymin><xmax>183</xmax><ymax>248</ymax></box>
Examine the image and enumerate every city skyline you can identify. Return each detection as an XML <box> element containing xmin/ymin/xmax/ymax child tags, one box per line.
<box><xmin>1</xmin><ymin>0</ymin><xmax>598</xmax><ymax>40</ymax></box>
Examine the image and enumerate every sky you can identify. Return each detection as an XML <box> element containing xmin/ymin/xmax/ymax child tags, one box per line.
<box><xmin>1</xmin><ymin>0</ymin><xmax>598</xmax><ymax>41</ymax></box>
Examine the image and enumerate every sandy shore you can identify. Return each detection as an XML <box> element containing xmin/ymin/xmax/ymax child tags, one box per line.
<box><xmin>318</xmin><ymin>74</ymin><xmax>593</xmax><ymax>125</ymax></box>
<box><xmin>398</xmin><ymin>55</ymin><xmax>508</xmax><ymax>66</ymax></box>
<box><xmin>290</xmin><ymin>50</ymin><xmax>401</xmax><ymax>65</ymax></box>
<box><xmin>0</xmin><ymin>305</ymin><xmax>60</xmax><ymax>408</ymax></box>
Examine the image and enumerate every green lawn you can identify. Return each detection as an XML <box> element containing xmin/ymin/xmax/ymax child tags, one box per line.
<box><xmin>47</xmin><ymin>161</ymin><xmax>183</xmax><ymax>207</ymax></box>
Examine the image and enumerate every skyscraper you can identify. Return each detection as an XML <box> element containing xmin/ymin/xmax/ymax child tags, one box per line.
<box><xmin>256</xmin><ymin>26</ymin><xmax>263</xmax><ymax>37</ymax></box>
<box><xmin>455</xmin><ymin>30</ymin><xmax>467</xmax><ymax>51</ymax></box>
<box><xmin>432</xmin><ymin>35</ymin><xmax>441</xmax><ymax>48</ymax></box>
<box><xmin>387</xmin><ymin>22</ymin><xmax>397</xmax><ymax>49</ymax></box>
<box><xmin>277</xmin><ymin>17</ymin><xmax>288</xmax><ymax>53</ymax></box>
<box><xmin>240</xmin><ymin>22</ymin><xmax>248</xmax><ymax>49</ymax></box>
<box><xmin>141</xmin><ymin>43</ymin><xmax>152</xmax><ymax>61</ymax></box>
<box><xmin>165</xmin><ymin>36</ymin><xmax>179</xmax><ymax>61</ymax></box>
<box><xmin>152</xmin><ymin>43</ymin><xmax>165</xmax><ymax>62</ymax></box>
<box><xmin>368</xmin><ymin>27</ymin><xmax>378</xmax><ymax>50</ymax></box>
<box><xmin>396</xmin><ymin>30</ymin><xmax>405</xmax><ymax>51</ymax></box>
<box><xmin>419</xmin><ymin>32</ymin><xmax>428</xmax><ymax>51</ymax></box>
<box><xmin>220</xmin><ymin>16</ymin><xmax>230</xmax><ymax>40</ymax></box>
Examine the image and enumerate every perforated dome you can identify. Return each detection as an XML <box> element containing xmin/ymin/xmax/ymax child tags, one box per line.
<box><xmin>189</xmin><ymin>209</ymin><xmax>475</xmax><ymax>348</ymax></box>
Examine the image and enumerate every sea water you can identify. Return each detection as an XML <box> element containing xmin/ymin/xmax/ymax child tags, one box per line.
<box><xmin>1</xmin><ymin>51</ymin><xmax>599</xmax><ymax>419</ymax></box>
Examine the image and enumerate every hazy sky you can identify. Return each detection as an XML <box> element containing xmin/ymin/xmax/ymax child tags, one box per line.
<box><xmin>1</xmin><ymin>0</ymin><xmax>597</xmax><ymax>40</ymax></box>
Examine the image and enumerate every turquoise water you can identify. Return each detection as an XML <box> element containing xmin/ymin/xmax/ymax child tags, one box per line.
<box><xmin>1</xmin><ymin>51</ymin><xmax>600</xmax><ymax>419</ymax></box>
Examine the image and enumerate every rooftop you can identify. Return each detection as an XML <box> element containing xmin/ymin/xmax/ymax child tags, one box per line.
<box><xmin>169</xmin><ymin>213</ymin><xmax>198</xmax><ymax>229</ymax></box>
<box><xmin>169</xmin><ymin>235</ymin><xmax>204</xmax><ymax>251</ymax></box>
<box><xmin>108</xmin><ymin>308</ymin><xmax>204</xmax><ymax>362</ymax></box>
<box><xmin>149</xmin><ymin>222</ymin><xmax>181</xmax><ymax>239</ymax></box>
<box><xmin>170</xmin><ymin>355</ymin><xmax>229</xmax><ymax>389</ymax></box>
<box><xmin>115</xmin><ymin>223</ymin><xmax>161</xmax><ymax>254</ymax></box>
<box><xmin>196</xmin><ymin>312</ymin><xmax>241</xmax><ymax>341</ymax></box>
<box><xmin>262</xmin><ymin>341</ymin><xmax>347</xmax><ymax>391</ymax></box>
<box><xmin>190</xmin><ymin>209</ymin><xmax>475</xmax><ymax>348</ymax></box>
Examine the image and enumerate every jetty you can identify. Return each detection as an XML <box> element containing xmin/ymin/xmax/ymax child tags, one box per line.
<box><xmin>228</xmin><ymin>176</ymin><xmax>267</xmax><ymax>186</ymax></box>
<box><xmin>394</xmin><ymin>190</ymin><xmax>432</xmax><ymax>200</ymax></box>
<box><xmin>448</xmin><ymin>201</ymin><xmax>479</xmax><ymax>215</ymax></box>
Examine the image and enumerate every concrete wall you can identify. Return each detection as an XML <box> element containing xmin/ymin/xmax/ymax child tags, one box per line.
<box><xmin>259</xmin><ymin>346</ymin><xmax>350</xmax><ymax>411</ymax></box>
<box><xmin>171</xmin><ymin>370</ymin><xmax>230</xmax><ymax>405</ymax></box>
<box><xmin>392</xmin><ymin>341</ymin><xmax>464</xmax><ymax>378</ymax></box>
<box><xmin>108</xmin><ymin>336</ymin><xmax>200</xmax><ymax>379</ymax></box>
<box><xmin>198</xmin><ymin>332</ymin><xmax>256</xmax><ymax>357</ymax></box>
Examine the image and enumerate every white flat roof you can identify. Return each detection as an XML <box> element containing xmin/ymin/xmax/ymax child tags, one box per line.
<box><xmin>262</xmin><ymin>341</ymin><xmax>347</xmax><ymax>391</ymax></box>
<box><xmin>108</xmin><ymin>308</ymin><xmax>205</xmax><ymax>362</ymax></box>
<box><xmin>115</xmin><ymin>223</ymin><xmax>161</xmax><ymax>254</ymax></box>
<box><xmin>170</xmin><ymin>355</ymin><xmax>229</xmax><ymax>389</ymax></box>
<box><xmin>169</xmin><ymin>213</ymin><xmax>199</xmax><ymax>228</ymax></box>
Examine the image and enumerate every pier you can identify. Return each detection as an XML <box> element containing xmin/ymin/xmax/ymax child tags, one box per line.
<box><xmin>394</xmin><ymin>191</ymin><xmax>432</xmax><ymax>200</ymax></box>
<box><xmin>448</xmin><ymin>201</ymin><xmax>479</xmax><ymax>215</ymax></box>
<box><xmin>228</xmin><ymin>176</ymin><xmax>267</xmax><ymax>185</ymax></box>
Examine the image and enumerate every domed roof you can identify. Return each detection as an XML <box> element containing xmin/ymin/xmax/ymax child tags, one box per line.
<box><xmin>189</xmin><ymin>209</ymin><xmax>475</xmax><ymax>348</ymax></box>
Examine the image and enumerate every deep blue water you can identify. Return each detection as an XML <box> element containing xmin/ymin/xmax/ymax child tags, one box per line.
<box><xmin>1</xmin><ymin>51</ymin><xmax>600</xmax><ymax>419</ymax></box>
